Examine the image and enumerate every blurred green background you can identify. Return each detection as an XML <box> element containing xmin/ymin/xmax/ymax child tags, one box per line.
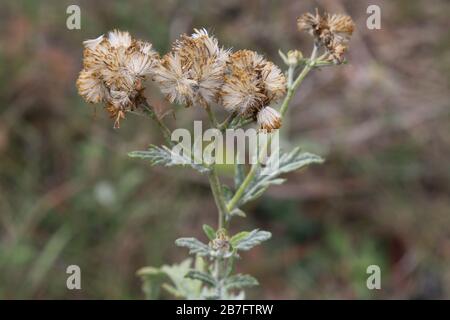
<box><xmin>1</xmin><ymin>0</ymin><xmax>449</xmax><ymax>299</ymax></box>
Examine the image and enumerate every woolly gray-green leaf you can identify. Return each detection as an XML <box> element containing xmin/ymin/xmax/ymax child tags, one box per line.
<box><xmin>224</xmin><ymin>274</ymin><xmax>259</xmax><ymax>290</ymax></box>
<box><xmin>239</xmin><ymin>147</ymin><xmax>323</xmax><ymax>206</ymax></box>
<box><xmin>230</xmin><ymin>208</ymin><xmax>246</xmax><ymax>218</ymax></box>
<box><xmin>175</xmin><ymin>237</ymin><xmax>211</xmax><ymax>256</ymax></box>
<box><xmin>233</xmin><ymin>229</ymin><xmax>271</xmax><ymax>251</ymax></box>
<box><xmin>136</xmin><ymin>267</ymin><xmax>167</xmax><ymax>300</ymax></box>
<box><xmin>230</xmin><ymin>231</ymin><xmax>250</xmax><ymax>247</ymax></box>
<box><xmin>129</xmin><ymin>145</ymin><xmax>210</xmax><ymax>174</ymax></box>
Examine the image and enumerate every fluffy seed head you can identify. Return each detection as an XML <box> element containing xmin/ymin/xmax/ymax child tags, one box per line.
<box><xmin>153</xmin><ymin>29</ymin><xmax>230</xmax><ymax>107</ymax></box>
<box><xmin>220</xmin><ymin>50</ymin><xmax>286</xmax><ymax>118</ymax></box>
<box><xmin>76</xmin><ymin>30</ymin><xmax>159</xmax><ymax>127</ymax></box>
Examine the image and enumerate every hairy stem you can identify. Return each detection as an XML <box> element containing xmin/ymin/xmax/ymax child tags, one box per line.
<box><xmin>208</xmin><ymin>167</ymin><xmax>228</xmax><ymax>229</ymax></box>
<box><xmin>203</xmin><ymin>104</ymin><xmax>230</xmax><ymax>298</ymax></box>
<box><xmin>202</xmin><ymin>104</ymin><xmax>228</xmax><ymax>227</ymax></box>
<box><xmin>213</xmin><ymin>257</ymin><xmax>225</xmax><ymax>298</ymax></box>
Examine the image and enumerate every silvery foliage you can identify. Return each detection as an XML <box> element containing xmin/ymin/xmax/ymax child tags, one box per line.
<box><xmin>138</xmin><ymin>257</ymin><xmax>249</xmax><ymax>300</ymax></box>
<box><xmin>236</xmin><ymin>147</ymin><xmax>323</xmax><ymax>207</ymax></box>
<box><xmin>230</xmin><ymin>229</ymin><xmax>272</xmax><ymax>251</ymax></box>
<box><xmin>132</xmin><ymin>142</ymin><xmax>322</xmax><ymax>299</ymax></box>
<box><xmin>129</xmin><ymin>145</ymin><xmax>210</xmax><ymax>174</ymax></box>
<box><xmin>137</xmin><ymin>257</ymin><xmax>208</xmax><ymax>300</ymax></box>
<box><xmin>175</xmin><ymin>229</ymin><xmax>271</xmax><ymax>257</ymax></box>
<box><xmin>137</xmin><ymin>227</ymin><xmax>270</xmax><ymax>299</ymax></box>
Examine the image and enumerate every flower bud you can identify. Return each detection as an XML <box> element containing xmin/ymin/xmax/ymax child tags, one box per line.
<box><xmin>287</xmin><ymin>50</ymin><xmax>303</xmax><ymax>66</ymax></box>
<box><xmin>257</xmin><ymin>106</ymin><xmax>282</xmax><ymax>132</ymax></box>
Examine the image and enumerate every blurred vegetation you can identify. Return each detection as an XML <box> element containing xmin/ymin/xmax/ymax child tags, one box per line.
<box><xmin>0</xmin><ymin>0</ymin><xmax>449</xmax><ymax>299</ymax></box>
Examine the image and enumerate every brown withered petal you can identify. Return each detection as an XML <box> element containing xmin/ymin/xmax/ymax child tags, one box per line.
<box><xmin>297</xmin><ymin>10</ymin><xmax>322</xmax><ymax>36</ymax></box>
<box><xmin>76</xmin><ymin>69</ymin><xmax>108</xmax><ymax>104</ymax></box>
<box><xmin>327</xmin><ymin>14</ymin><xmax>355</xmax><ymax>41</ymax></box>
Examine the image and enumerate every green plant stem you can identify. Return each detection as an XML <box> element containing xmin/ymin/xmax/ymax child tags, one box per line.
<box><xmin>203</xmin><ymin>104</ymin><xmax>230</xmax><ymax>298</ymax></box>
<box><xmin>214</xmin><ymin>257</ymin><xmax>225</xmax><ymax>298</ymax></box>
<box><xmin>209</xmin><ymin>168</ymin><xmax>228</xmax><ymax>299</ymax></box>
<box><xmin>226</xmin><ymin>46</ymin><xmax>318</xmax><ymax>212</ymax></box>
<box><xmin>208</xmin><ymin>167</ymin><xmax>228</xmax><ymax>229</ymax></box>
<box><xmin>203</xmin><ymin>104</ymin><xmax>229</xmax><ymax>228</ymax></box>
<box><xmin>280</xmin><ymin>47</ymin><xmax>317</xmax><ymax>116</ymax></box>
<box><xmin>287</xmin><ymin>63</ymin><xmax>294</xmax><ymax>87</ymax></box>
<box><xmin>226</xmin><ymin>138</ymin><xmax>270</xmax><ymax>211</ymax></box>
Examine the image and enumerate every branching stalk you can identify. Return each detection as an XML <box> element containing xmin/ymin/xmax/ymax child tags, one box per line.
<box><xmin>208</xmin><ymin>167</ymin><xmax>228</xmax><ymax>229</ymax></box>
<box><xmin>227</xmin><ymin>45</ymin><xmax>319</xmax><ymax>212</ymax></box>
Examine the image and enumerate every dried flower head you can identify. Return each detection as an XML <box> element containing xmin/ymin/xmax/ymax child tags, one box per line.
<box><xmin>76</xmin><ymin>30</ymin><xmax>159</xmax><ymax>127</ymax></box>
<box><xmin>220</xmin><ymin>50</ymin><xmax>285</xmax><ymax>130</ymax></box>
<box><xmin>297</xmin><ymin>10</ymin><xmax>322</xmax><ymax>37</ymax></box>
<box><xmin>297</xmin><ymin>9</ymin><xmax>354</xmax><ymax>64</ymax></box>
<box><xmin>153</xmin><ymin>29</ymin><xmax>230</xmax><ymax>108</ymax></box>
<box><xmin>256</xmin><ymin>106</ymin><xmax>282</xmax><ymax>132</ymax></box>
<box><xmin>327</xmin><ymin>14</ymin><xmax>355</xmax><ymax>42</ymax></box>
